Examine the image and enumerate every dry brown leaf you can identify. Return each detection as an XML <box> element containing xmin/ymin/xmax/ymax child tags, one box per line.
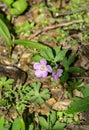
<box><xmin>52</xmin><ymin>99</ymin><xmax>71</xmax><ymax>110</ymax></box>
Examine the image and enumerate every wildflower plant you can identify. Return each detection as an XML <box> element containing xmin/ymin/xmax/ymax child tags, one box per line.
<box><xmin>33</xmin><ymin>47</ymin><xmax>67</xmax><ymax>82</ymax></box>
<box><xmin>33</xmin><ymin>47</ymin><xmax>84</xmax><ymax>83</ymax></box>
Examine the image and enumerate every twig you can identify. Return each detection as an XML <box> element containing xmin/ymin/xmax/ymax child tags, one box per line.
<box><xmin>0</xmin><ymin>4</ymin><xmax>6</xmax><ymax>8</ymax></box>
<box><xmin>55</xmin><ymin>6</ymin><xmax>89</xmax><ymax>17</ymax></box>
<box><xmin>29</xmin><ymin>20</ymin><xmax>84</xmax><ymax>40</ymax></box>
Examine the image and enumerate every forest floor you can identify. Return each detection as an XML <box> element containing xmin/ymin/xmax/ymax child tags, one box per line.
<box><xmin>0</xmin><ymin>0</ymin><xmax>89</xmax><ymax>130</ymax></box>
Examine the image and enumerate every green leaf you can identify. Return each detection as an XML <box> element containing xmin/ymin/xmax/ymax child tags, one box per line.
<box><xmin>40</xmin><ymin>89</ymin><xmax>50</xmax><ymax>99</ymax></box>
<box><xmin>0</xmin><ymin>77</ymin><xmax>14</xmax><ymax>89</ymax></box>
<box><xmin>12</xmin><ymin>117</ymin><xmax>21</xmax><ymax>130</ymax></box>
<box><xmin>11</xmin><ymin>117</ymin><xmax>25</xmax><ymax>130</ymax></box>
<box><xmin>10</xmin><ymin>0</ymin><xmax>28</xmax><ymax>15</ymax></box>
<box><xmin>0</xmin><ymin>116</ymin><xmax>4</xmax><ymax>130</ymax></box>
<box><xmin>39</xmin><ymin>116</ymin><xmax>49</xmax><ymax>129</ymax></box>
<box><xmin>13</xmin><ymin>40</ymin><xmax>48</xmax><ymax>50</ymax></box>
<box><xmin>32</xmin><ymin>55</ymin><xmax>43</xmax><ymax>62</ymax></box>
<box><xmin>29</xmin><ymin>124</ymin><xmax>34</xmax><ymax>130</ymax></box>
<box><xmin>20</xmin><ymin>118</ymin><xmax>25</xmax><ymax>130</ymax></box>
<box><xmin>62</xmin><ymin>54</ymin><xmax>76</xmax><ymax>71</ymax></box>
<box><xmin>68</xmin><ymin>79</ymin><xmax>83</xmax><ymax>92</ymax></box>
<box><xmin>29</xmin><ymin>82</ymin><xmax>50</xmax><ymax>104</ymax></box>
<box><xmin>54</xmin><ymin>49</ymin><xmax>67</xmax><ymax>62</ymax></box>
<box><xmin>40</xmin><ymin>47</ymin><xmax>54</xmax><ymax>60</ymax></box>
<box><xmin>50</xmin><ymin>111</ymin><xmax>56</xmax><ymax>126</ymax></box>
<box><xmin>67</xmin><ymin>54</ymin><xmax>76</xmax><ymax>66</ymax></box>
<box><xmin>46</xmin><ymin>47</ymin><xmax>54</xmax><ymax>59</ymax></box>
<box><xmin>81</xmin><ymin>84</ymin><xmax>89</xmax><ymax>97</ymax></box>
<box><xmin>2</xmin><ymin>0</ymin><xmax>14</xmax><ymax>7</ymax></box>
<box><xmin>15</xmin><ymin>21</ymin><xmax>34</xmax><ymax>34</ymax></box>
<box><xmin>69</xmin><ymin>67</ymin><xmax>85</xmax><ymax>73</ymax></box>
<box><xmin>66</xmin><ymin>96</ymin><xmax>89</xmax><ymax>114</ymax></box>
<box><xmin>61</xmin><ymin>71</ymin><xmax>69</xmax><ymax>83</ymax></box>
<box><xmin>54</xmin><ymin>46</ymin><xmax>61</xmax><ymax>56</ymax></box>
<box><xmin>62</xmin><ymin>57</ymin><xmax>69</xmax><ymax>71</ymax></box>
<box><xmin>0</xmin><ymin>19</ymin><xmax>11</xmax><ymax>46</ymax></box>
<box><xmin>40</xmin><ymin>50</ymin><xmax>50</xmax><ymax>60</ymax></box>
<box><xmin>35</xmin><ymin>97</ymin><xmax>44</xmax><ymax>104</ymax></box>
<box><xmin>53</xmin><ymin>121</ymin><xmax>66</xmax><ymax>130</ymax></box>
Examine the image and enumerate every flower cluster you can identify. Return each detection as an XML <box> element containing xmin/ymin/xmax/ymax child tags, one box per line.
<box><xmin>33</xmin><ymin>59</ymin><xmax>63</xmax><ymax>82</ymax></box>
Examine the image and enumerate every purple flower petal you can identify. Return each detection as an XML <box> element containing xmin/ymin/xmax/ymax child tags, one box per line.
<box><xmin>34</xmin><ymin>59</ymin><xmax>52</xmax><ymax>78</ymax></box>
<box><xmin>40</xmin><ymin>59</ymin><xmax>47</xmax><ymax>65</ymax></box>
<box><xmin>34</xmin><ymin>63</ymin><xmax>40</xmax><ymax>69</ymax></box>
<box><xmin>52</xmin><ymin>69</ymin><xmax>63</xmax><ymax>82</ymax></box>
<box><xmin>57</xmin><ymin>69</ymin><xmax>63</xmax><ymax>77</ymax></box>
<box><xmin>41</xmin><ymin>71</ymin><xmax>48</xmax><ymax>78</ymax></box>
<box><xmin>47</xmin><ymin>65</ymin><xmax>52</xmax><ymax>73</ymax></box>
<box><xmin>52</xmin><ymin>73</ymin><xmax>59</xmax><ymax>82</ymax></box>
<box><xmin>58</xmin><ymin>69</ymin><xmax>63</xmax><ymax>73</ymax></box>
<box><xmin>35</xmin><ymin>70</ymin><xmax>43</xmax><ymax>77</ymax></box>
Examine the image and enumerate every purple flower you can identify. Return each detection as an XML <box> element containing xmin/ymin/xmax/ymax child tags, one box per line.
<box><xmin>52</xmin><ymin>69</ymin><xmax>63</xmax><ymax>82</ymax></box>
<box><xmin>33</xmin><ymin>59</ymin><xmax>52</xmax><ymax>78</ymax></box>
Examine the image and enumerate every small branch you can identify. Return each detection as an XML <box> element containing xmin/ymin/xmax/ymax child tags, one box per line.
<box><xmin>55</xmin><ymin>7</ymin><xmax>89</xmax><ymax>17</ymax></box>
<box><xmin>29</xmin><ymin>20</ymin><xmax>84</xmax><ymax>40</ymax></box>
<box><xmin>0</xmin><ymin>4</ymin><xmax>6</xmax><ymax>8</ymax></box>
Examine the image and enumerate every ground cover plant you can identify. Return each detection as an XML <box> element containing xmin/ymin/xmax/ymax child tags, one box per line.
<box><xmin>0</xmin><ymin>0</ymin><xmax>89</xmax><ymax>129</ymax></box>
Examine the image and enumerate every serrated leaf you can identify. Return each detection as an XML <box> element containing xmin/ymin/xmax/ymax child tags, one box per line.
<box><xmin>54</xmin><ymin>46</ymin><xmax>61</xmax><ymax>56</ymax></box>
<box><xmin>53</xmin><ymin>121</ymin><xmax>66</xmax><ymax>130</ymax></box>
<box><xmin>40</xmin><ymin>50</ymin><xmax>49</xmax><ymax>59</ymax></box>
<box><xmin>36</xmin><ymin>97</ymin><xmax>44</xmax><ymax>104</ymax></box>
<box><xmin>40</xmin><ymin>47</ymin><xmax>54</xmax><ymax>60</ymax></box>
<box><xmin>42</xmin><ymin>93</ymin><xmax>50</xmax><ymax>100</ymax></box>
<box><xmin>32</xmin><ymin>55</ymin><xmax>43</xmax><ymax>62</ymax></box>
<box><xmin>29</xmin><ymin>96</ymin><xmax>37</xmax><ymax>101</ymax></box>
<box><xmin>39</xmin><ymin>116</ymin><xmax>49</xmax><ymax>129</ymax></box>
<box><xmin>40</xmin><ymin>89</ymin><xmax>50</xmax><ymax>99</ymax></box>
<box><xmin>54</xmin><ymin>49</ymin><xmax>67</xmax><ymax>62</ymax></box>
<box><xmin>69</xmin><ymin>67</ymin><xmax>85</xmax><ymax>73</ymax></box>
<box><xmin>36</xmin><ymin>82</ymin><xmax>41</xmax><ymax>88</ymax></box>
<box><xmin>29</xmin><ymin>82</ymin><xmax>50</xmax><ymax>104</ymax></box>
<box><xmin>46</xmin><ymin>47</ymin><xmax>54</xmax><ymax>59</ymax></box>
<box><xmin>66</xmin><ymin>96</ymin><xmax>89</xmax><ymax>114</ymax></box>
<box><xmin>0</xmin><ymin>77</ymin><xmax>13</xmax><ymax>89</ymax></box>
